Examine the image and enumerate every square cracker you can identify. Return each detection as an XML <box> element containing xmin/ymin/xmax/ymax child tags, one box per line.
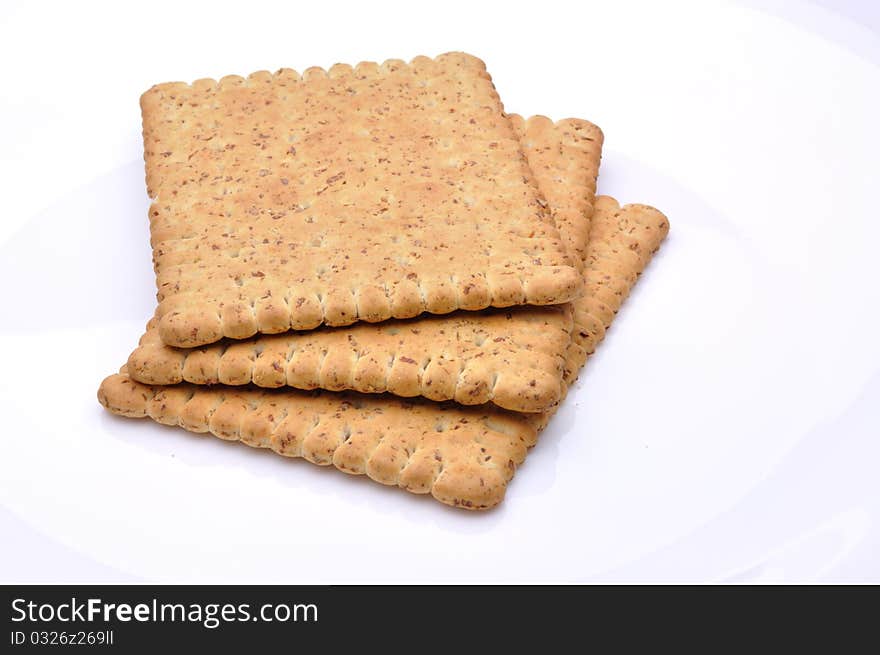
<box><xmin>143</xmin><ymin>53</ymin><xmax>582</xmax><ymax>348</ymax></box>
<box><xmin>126</xmin><ymin>116</ymin><xmax>603</xmax><ymax>413</ymax></box>
<box><xmin>99</xmin><ymin>197</ymin><xmax>669</xmax><ymax>510</ymax></box>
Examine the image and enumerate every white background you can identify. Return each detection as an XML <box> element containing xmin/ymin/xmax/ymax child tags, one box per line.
<box><xmin>0</xmin><ymin>0</ymin><xmax>878</xmax><ymax>583</ymax></box>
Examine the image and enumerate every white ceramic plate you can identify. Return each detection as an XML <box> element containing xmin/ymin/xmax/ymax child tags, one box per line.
<box><xmin>1</xmin><ymin>0</ymin><xmax>878</xmax><ymax>582</ymax></box>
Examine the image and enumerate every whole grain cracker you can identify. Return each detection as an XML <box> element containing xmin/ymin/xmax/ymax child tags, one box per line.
<box><xmin>99</xmin><ymin>198</ymin><xmax>669</xmax><ymax>509</ymax></box>
<box><xmin>144</xmin><ymin>53</ymin><xmax>581</xmax><ymax>347</ymax></box>
<box><xmin>126</xmin><ymin>115</ymin><xmax>603</xmax><ymax>413</ymax></box>
<box><xmin>128</xmin><ymin>305</ymin><xmax>572</xmax><ymax>413</ymax></box>
<box><xmin>508</xmin><ymin>115</ymin><xmax>603</xmax><ymax>266</ymax></box>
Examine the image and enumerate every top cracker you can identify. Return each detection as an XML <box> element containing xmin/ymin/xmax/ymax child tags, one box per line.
<box><xmin>142</xmin><ymin>52</ymin><xmax>581</xmax><ymax>347</ymax></box>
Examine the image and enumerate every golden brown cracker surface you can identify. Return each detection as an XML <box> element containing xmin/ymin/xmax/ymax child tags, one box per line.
<box><xmin>144</xmin><ymin>53</ymin><xmax>581</xmax><ymax>347</ymax></box>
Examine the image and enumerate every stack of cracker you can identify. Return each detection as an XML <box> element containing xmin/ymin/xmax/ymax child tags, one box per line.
<box><xmin>98</xmin><ymin>53</ymin><xmax>669</xmax><ymax>510</ymax></box>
